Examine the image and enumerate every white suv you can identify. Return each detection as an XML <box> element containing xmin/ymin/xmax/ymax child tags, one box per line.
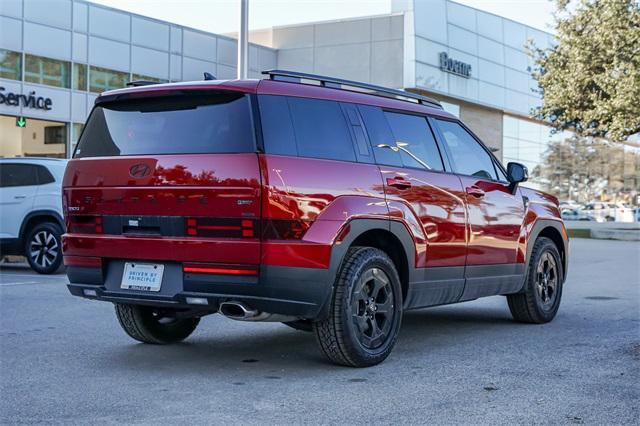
<box><xmin>0</xmin><ymin>158</ymin><xmax>67</xmax><ymax>274</ymax></box>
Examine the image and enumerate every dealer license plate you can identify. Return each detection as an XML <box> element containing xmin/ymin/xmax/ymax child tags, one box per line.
<box><xmin>120</xmin><ymin>262</ymin><xmax>164</xmax><ymax>292</ymax></box>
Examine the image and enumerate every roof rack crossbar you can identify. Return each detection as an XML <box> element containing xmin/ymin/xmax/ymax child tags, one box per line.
<box><xmin>126</xmin><ymin>80</ymin><xmax>161</xmax><ymax>87</ymax></box>
<box><xmin>261</xmin><ymin>69</ymin><xmax>442</xmax><ymax>109</ymax></box>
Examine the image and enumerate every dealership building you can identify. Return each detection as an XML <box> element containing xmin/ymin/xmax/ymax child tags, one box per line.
<box><xmin>0</xmin><ymin>0</ymin><xmax>575</xmax><ymax>182</ymax></box>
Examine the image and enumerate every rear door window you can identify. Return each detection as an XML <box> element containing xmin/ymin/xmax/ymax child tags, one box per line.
<box><xmin>259</xmin><ymin>95</ymin><xmax>356</xmax><ymax>162</ymax></box>
<box><xmin>0</xmin><ymin>164</ymin><xmax>39</xmax><ymax>187</ymax></box>
<box><xmin>75</xmin><ymin>93</ymin><xmax>255</xmax><ymax>157</ymax></box>
<box><xmin>435</xmin><ymin>119</ymin><xmax>498</xmax><ymax>180</ymax></box>
<box><xmin>384</xmin><ymin>112</ymin><xmax>444</xmax><ymax>171</ymax></box>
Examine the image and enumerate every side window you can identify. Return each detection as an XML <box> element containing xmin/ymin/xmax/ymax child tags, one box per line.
<box><xmin>435</xmin><ymin>120</ymin><xmax>498</xmax><ymax>180</ymax></box>
<box><xmin>36</xmin><ymin>165</ymin><xmax>56</xmax><ymax>185</ymax></box>
<box><xmin>258</xmin><ymin>95</ymin><xmax>297</xmax><ymax>156</ymax></box>
<box><xmin>384</xmin><ymin>112</ymin><xmax>444</xmax><ymax>171</ymax></box>
<box><xmin>287</xmin><ymin>97</ymin><xmax>356</xmax><ymax>162</ymax></box>
<box><xmin>0</xmin><ymin>164</ymin><xmax>39</xmax><ymax>187</ymax></box>
<box><xmin>259</xmin><ymin>96</ymin><xmax>356</xmax><ymax>162</ymax></box>
<box><xmin>357</xmin><ymin>105</ymin><xmax>403</xmax><ymax>167</ymax></box>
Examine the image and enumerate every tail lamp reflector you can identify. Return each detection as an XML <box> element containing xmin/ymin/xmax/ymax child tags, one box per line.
<box><xmin>186</xmin><ymin>218</ymin><xmax>255</xmax><ymax>238</ymax></box>
<box><xmin>68</xmin><ymin>216</ymin><xmax>103</xmax><ymax>234</ymax></box>
<box><xmin>183</xmin><ymin>263</ymin><xmax>258</xmax><ymax>276</ymax></box>
<box><xmin>261</xmin><ymin>219</ymin><xmax>311</xmax><ymax>240</ymax></box>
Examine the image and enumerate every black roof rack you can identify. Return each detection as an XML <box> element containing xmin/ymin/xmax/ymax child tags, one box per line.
<box><xmin>126</xmin><ymin>80</ymin><xmax>161</xmax><ymax>87</ymax></box>
<box><xmin>262</xmin><ymin>69</ymin><xmax>442</xmax><ymax>109</ymax></box>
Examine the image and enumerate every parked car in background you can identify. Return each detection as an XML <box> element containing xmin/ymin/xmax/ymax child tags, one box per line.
<box><xmin>0</xmin><ymin>158</ymin><xmax>67</xmax><ymax>273</ymax></box>
<box><xmin>582</xmin><ymin>202</ymin><xmax>635</xmax><ymax>222</ymax></box>
<box><xmin>63</xmin><ymin>71</ymin><xmax>569</xmax><ymax>367</ymax></box>
<box><xmin>561</xmin><ymin>208</ymin><xmax>593</xmax><ymax>221</ymax></box>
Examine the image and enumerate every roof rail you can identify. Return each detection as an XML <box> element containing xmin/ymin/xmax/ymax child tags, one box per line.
<box><xmin>262</xmin><ymin>69</ymin><xmax>442</xmax><ymax>109</ymax></box>
<box><xmin>126</xmin><ymin>80</ymin><xmax>161</xmax><ymax>87</ymax></box>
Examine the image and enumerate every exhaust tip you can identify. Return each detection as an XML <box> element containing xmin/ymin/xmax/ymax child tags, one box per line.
<box><xmin>219</xmin><ymin>301</ymin><xmax>256</xmax><ymax>319</ymax></box>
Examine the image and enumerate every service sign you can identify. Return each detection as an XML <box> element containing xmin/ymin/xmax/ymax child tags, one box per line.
<box><xmin>0</xmin><ymin>87</ymin><xmax>53</xmax><ymax>110</ymax></box>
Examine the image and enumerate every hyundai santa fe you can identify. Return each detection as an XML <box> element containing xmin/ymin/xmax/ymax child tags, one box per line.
<box><xmin>63</xmin><ymin>70</ymin><xmax>569</xmax><ymax>367</ymax></box>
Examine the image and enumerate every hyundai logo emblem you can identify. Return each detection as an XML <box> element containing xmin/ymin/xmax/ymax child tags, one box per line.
<box><xmin>129</xmin><ymin>163</ymin><xmax>151</xmax><ymax>178</ymax></box>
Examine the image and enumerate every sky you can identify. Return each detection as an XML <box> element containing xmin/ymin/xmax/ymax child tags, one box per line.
<box><xmin>87</xmin><ymin>0</ymin><xmax>557</xmax><ymax>35</ymax></box>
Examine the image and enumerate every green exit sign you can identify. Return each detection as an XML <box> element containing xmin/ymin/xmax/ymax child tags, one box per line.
<box><xmin>16</xmin><ymin>116</ymin><xmax>27</xmax><ymax>128</ymax></box>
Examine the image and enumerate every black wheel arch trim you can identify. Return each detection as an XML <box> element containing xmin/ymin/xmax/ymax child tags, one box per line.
<box><xmin>525</xmin><ymin>219</ymin><xmax>568</xmax><ymax>283</ymax></box>
<box><xmin>321</xmin><ymin>218</ymin><xmax>416</xmax><ymax>317</ymax></box>
<box><xmin>16</xmin><ymin>210</ymin><xmax>65</xmax><ymax>250</ymax></box>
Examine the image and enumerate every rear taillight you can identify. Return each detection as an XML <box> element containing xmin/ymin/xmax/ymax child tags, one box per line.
<box><xmin>67</xmin><ymin>216</ymin><xmax>103</xmax><ymax>234</ymax></box>
<box><xmin>261</xmin><ymin>219</ymin><xmax>311</xmax><ymax>240</ymax></box>
<box><xmin>185</xmin><ymin>218</ymin><xmax>256</xmax><ymax>238</ymax></box>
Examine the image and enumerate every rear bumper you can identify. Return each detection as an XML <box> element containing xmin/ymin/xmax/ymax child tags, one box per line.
<box><xmin>66</xmin><ymin>262</ymin><xmax>333</xmax><ymax>319</ymax></box>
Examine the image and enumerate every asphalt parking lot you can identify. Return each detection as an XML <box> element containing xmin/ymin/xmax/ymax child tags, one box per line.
<box><xmin>1</xmin><ymin>237</ymin><xmax>638</xmax><ymax>425</ymax></box>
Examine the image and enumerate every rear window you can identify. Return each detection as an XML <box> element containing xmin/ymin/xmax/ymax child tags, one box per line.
<box><xmin>74</xmin><ymin>93</ymin><xmax>255</xmax><ymax>158</ymax></box>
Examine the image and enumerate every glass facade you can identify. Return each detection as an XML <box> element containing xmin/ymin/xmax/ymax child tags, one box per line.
<box><xmin>0</xmin><ymin>49</ymin><xmax>22</xmax><ymax>81</ymax></box>
<box><xmin>131</xmin><ymin>74</ymin><xmax>168</xmax><ymax>84</ymax></box>
<box><xmin>502</xmin><ymin>115</ymin><xmax>564</xmax><ymax>183</ymax></box>
<box><xmin>24</xmin><ymin>54</ymin><xmax>71</xmax><ymax>88</ymax></box>
<box><xmin>73</xmin><ymin>63</ymin><xmax>87</xmax><ymax>91</ymax></box>
<box><xmin>89</xmin><ymin>66</ymin><xmax>129</xmax><ymax>93</ymax></box>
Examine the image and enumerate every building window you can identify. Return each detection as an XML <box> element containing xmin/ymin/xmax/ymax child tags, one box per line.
<box><xmin>131</xmin><ymin>74</ymin><xmax>168</xmax><ymax>84</ymax></box>
<box><xmin>24</xmin><ymin>54</ymin><xmax>71</xmax><ymax>88</ymax></box>
<box><xmin>0</xmin><ymin>49</ymin><xmax>22</xmax><ymax>81</ymax></box>
<box><xmin>44</xmin><ymin>125</ymin><xmax>67</xmax><ymax>144</ymax></box>
<box><xmin>89</xmin><ymin>66</ymin><xmax>129</xmax><ymax>93</ymax></box>
<box><xmin>73</xmin><ymin>63</ymin><xmax>87</xmax><ymax>91</ymax></box>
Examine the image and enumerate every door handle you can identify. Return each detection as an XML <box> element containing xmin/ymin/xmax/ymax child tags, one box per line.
<box><xmin>386</xmin><ymin>177</ymin><xmax>412</xmax><ymax>190</ymax></box>
<box><xmin>466</xmin><ymin>186</ymin><xmax>485</xmax><ymax>198</ymax></box>
<box><xmin>14</xmin><ymin>195</ymin><xmax>27</xmax><ymax>199</ymax></box>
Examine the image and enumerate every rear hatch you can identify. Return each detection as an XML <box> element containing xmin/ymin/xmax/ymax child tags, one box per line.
<box><xmin>63</xmin><ymin>90</ymin><xmax>261</xmax><ymax>265</ymax></box>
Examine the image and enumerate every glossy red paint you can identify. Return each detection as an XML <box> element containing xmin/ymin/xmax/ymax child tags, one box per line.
<box><xmin>258</xmin><ymin>154</ymin><xmax>389</xmax><ymax>268</ymax></box>
<box><xmin>63</xmin><ymin>78</ymin><xmax>566</xmax><ymax>277</ymax></box>
<box><xmin>381</xmin><ymin>167</ymin><xmax>467</xmax><ymax>268</ymax></box>
<box><xmin>63</xmin><ymin>153</ymin><xmax>262</xmax><ymax>265</ymax></box>
<box><xmin>459</xmin><ymin>176</ymin><xmax>525</xmax><ymax>265</ymax></box>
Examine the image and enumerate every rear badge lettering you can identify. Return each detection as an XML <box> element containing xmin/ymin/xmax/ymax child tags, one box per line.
<box><xmin>237</xmin><ymin>200</ymin><xmax>253</xmax><ymax>205</ymax></box>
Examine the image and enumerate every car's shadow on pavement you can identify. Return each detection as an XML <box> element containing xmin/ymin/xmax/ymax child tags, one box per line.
<box><xmin>99</xmin><ymin>303</ymin><xmax>516</xmax><ymax>374</ymax></box>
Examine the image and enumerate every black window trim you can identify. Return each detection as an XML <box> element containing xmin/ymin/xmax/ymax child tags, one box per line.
<box><xmin>430</xmin><ymin>116</ymin><xmax>510</xmax><ymax>184</ymax></box>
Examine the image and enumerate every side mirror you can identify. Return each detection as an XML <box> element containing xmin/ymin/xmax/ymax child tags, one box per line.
<box><xmin>506</xmin><ymin>162</ymin><xmax>528</xmax><ymax>192</ymax></box>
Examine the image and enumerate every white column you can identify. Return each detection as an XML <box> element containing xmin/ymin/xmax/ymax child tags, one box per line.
<box><xmin>237</xmin><ymin>0</ymin><xmax>249</xmax><ymax>79</ymax></box>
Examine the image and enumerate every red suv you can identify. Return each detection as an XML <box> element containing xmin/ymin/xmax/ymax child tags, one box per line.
<box><xmin>63</xmin><ymin>70</ymin><xmax>568</xmax><ymax>367</ymax></box>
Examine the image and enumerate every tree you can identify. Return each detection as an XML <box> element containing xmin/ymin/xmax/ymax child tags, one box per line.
<box><xmin>534</xmin><ymin>135</ymin><xmax>639</xmax><ymax>202</ymax></box>
<box><xmin>530</xmin><ymin>0</ymin><xmax>640</xmax><ymax>142</ymax></box>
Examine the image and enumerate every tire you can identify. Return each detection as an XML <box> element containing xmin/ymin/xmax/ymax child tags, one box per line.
<box><xmin>24</xmin><ymin>222</ymin><xmax>63</xmax><ymax>274</ymax></box>
<box><xmin>314</xmin><ymin>247</ymin><xmax>403</xmax><ymax>367</ymax></box>
<box><xmin>283</xmin><ymin>320</ymin><xmax>313</xmax><ymax>332</ymax></box>
<box><xmin>507</xmin><ymin>237</ymin><xmax>563</xmax><ymax>324</ymax></box>
<box><xmin>114</xmin><ymin>304</ymin><xmax>200</xmax><ymax>344</ymax></box>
